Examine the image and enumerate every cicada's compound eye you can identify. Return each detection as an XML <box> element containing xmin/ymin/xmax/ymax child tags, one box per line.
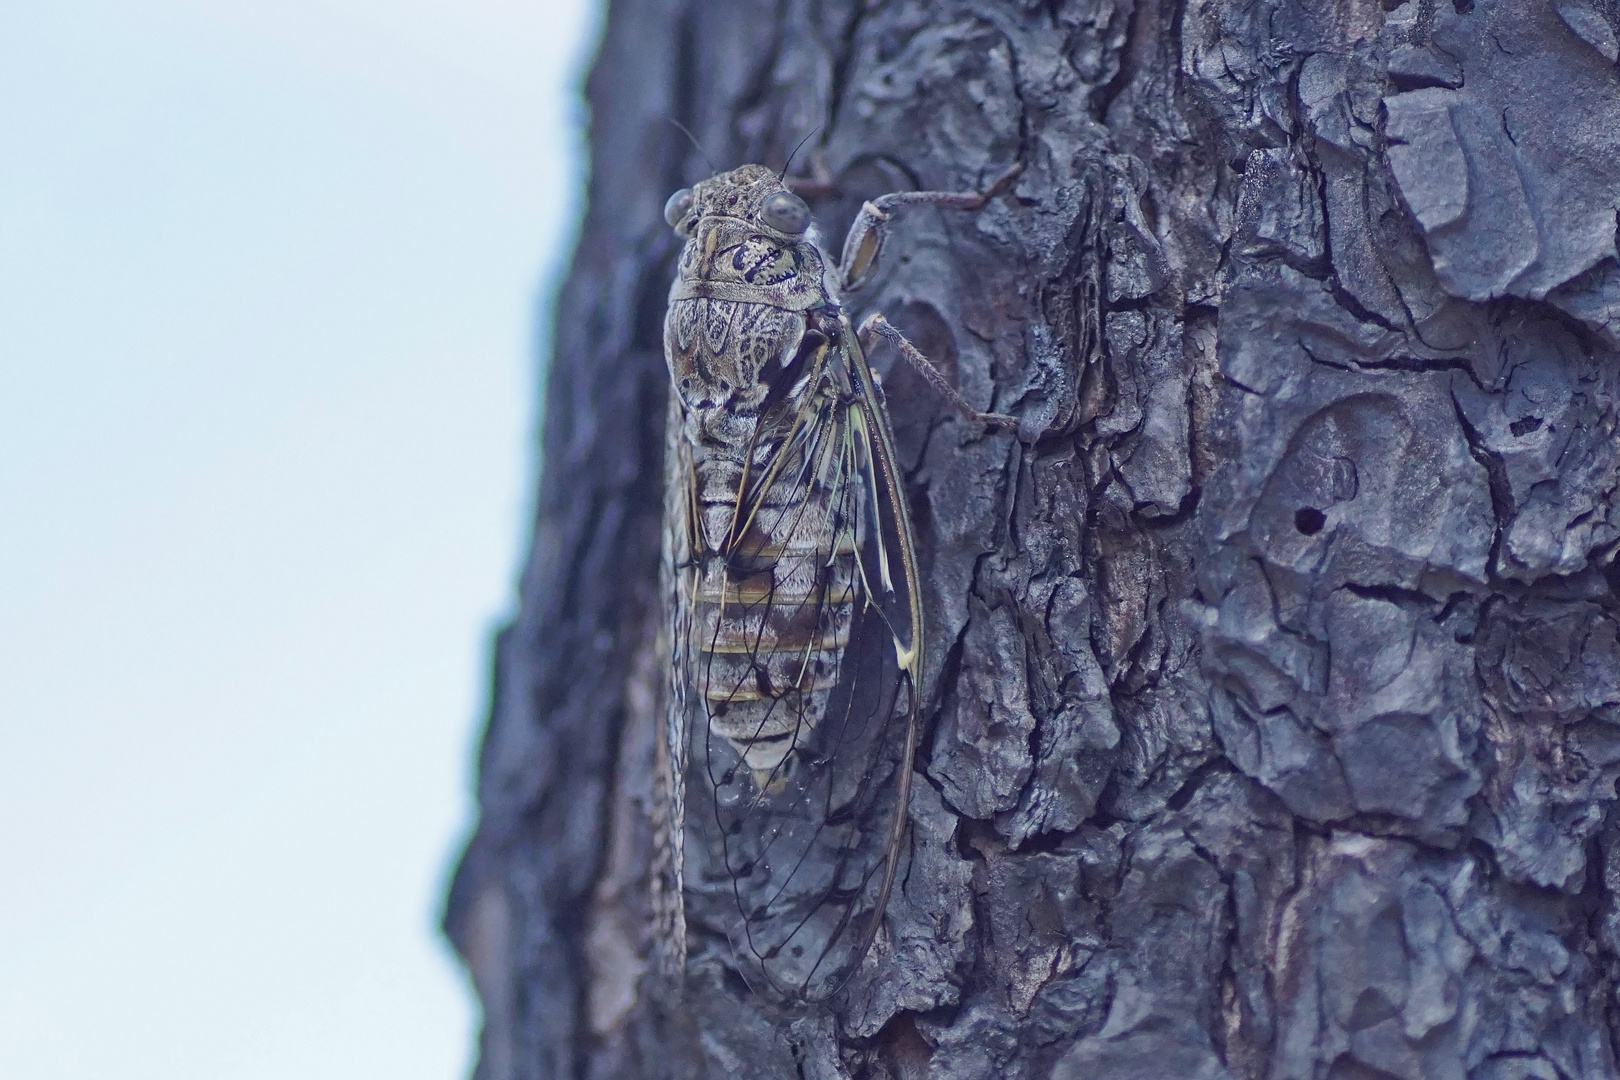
<box><xmin>664</xmin><ymin>188</ymin><xmax>694</xmax><ymax>231</ymax></box>
<box><xmin>761</xmin><ymin>190</ymin><xmax>810</xmax><ymax>235</ymax></box>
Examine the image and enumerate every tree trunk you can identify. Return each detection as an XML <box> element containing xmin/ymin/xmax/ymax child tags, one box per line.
<box><xmin>444</xmin><ymin>1</ymin><xmax>1620</xmax><ymax>1077</ymax></box>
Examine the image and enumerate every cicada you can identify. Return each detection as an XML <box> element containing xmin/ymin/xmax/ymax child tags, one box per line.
<box><xmin>654</xmin><ymin>159</ymin><xmax>1020</xmax><ymax>1002</ymax></box>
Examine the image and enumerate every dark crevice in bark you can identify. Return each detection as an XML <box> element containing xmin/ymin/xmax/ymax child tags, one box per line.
<box><xmin>1451</xmin><ymin>387</ymin><xmax>1516</xmax><ymax>583</ymax></box>
<box><xmin>1089</xmin><ymin>0</ymin><xmax>1143</xmax><ymax>124</ymax></box>
<box><xmin>823</xmin><ymin>2</ymin><xmax>865</xmax><ymax>140</ymax></box>
<box><xmin>1339</xmin><ymin>581</ymin><xmax>1444</xmax><ymax>610</ymax></box>
<box><xmin>670</xmin><ymin>5</ymin><xmax>701</xmax><ymax>179</ymax></box>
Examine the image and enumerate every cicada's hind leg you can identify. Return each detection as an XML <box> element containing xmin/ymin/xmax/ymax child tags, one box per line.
<box><xmin>857</xmin><ymin>312</ymin><xmax>1018</xmax><ymax>431</ymax></box>
<box><xmin>837</xmin><ymin>162</ymin><xmax>1023</xmax><ymax>290</ymax></box>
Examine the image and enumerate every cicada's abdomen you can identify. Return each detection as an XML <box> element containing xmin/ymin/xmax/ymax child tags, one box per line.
<box><xmin>687</xmin><ymin>440</ymin><xmax>860</xmax><ymax>778</ymax></box>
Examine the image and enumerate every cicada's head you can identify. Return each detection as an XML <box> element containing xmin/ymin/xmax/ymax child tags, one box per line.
<box><xmin>662</xmin><ymin>164</ymin><xmax>813</xmax><ymax>243</ymax></box>
<box><xmin>662</xmin><ymin>164</ymin><xmax>831</xmax><ymax>307</ymax></box>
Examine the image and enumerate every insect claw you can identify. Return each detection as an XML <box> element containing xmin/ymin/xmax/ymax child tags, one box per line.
<box><xmin>982</xmin><ymin>161</ymin><xmax>1025</xmax><ymax>201</ymax></box>
<box><xmin>973</xmin><ymin>411</ymin><xmax>1020</xmax><ymax>431</ymax></box>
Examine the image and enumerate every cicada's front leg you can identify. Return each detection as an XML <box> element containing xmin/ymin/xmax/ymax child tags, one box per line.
<box><xmin>840</xmin><ymin>162</ymin><xmax>1024</xmax><ymax>431</ymax></box>
<box><xmin>837</xmin><ymin>162</ymin><xmax>1023</xmax><ymax>290</ymax></box>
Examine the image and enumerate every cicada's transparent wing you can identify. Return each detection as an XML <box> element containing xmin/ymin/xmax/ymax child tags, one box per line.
<box><xmin>653</xmin><ymin>392</ymin><xmax>699</xmax><ymax>985</ymax></box>
<box><xmin>687</xmin><ymin>325</ymin><xmax>921</xmax><ymax>1002</ymax></box>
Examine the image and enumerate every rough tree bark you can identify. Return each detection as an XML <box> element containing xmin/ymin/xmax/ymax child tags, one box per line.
<box><xmin>444</xmin><ymin>1</ymin><xmax>1620</xmax><ymax>1077</ymax></box>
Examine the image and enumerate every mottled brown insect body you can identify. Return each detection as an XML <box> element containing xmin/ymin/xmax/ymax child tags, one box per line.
<box><xmin>655</xmin><ymin>161</ymin><xmax>1018</xmax><ymax>1001</ymax></box>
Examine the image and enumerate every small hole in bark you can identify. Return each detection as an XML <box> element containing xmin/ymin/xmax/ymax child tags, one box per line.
<box><xmin>876</xmin><ymin>1013</ymin><xmax>935</xmax><ymax>1077</ymax></box>
<box><xmin>1509</xmin><ymin>415</ymin><xmax>1543</xmax><ymax>436</ymax></box>
<box><xmin>1294</xmin><ymin>507</ymin><xmax>1326</xmax><ymax>535</ymax></box>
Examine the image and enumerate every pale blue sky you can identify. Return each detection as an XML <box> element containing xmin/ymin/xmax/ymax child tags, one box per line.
<box><xmin>0</xmin><ymin>1</ymin><xmax>597</xmax><ymax>1076</ymax></box>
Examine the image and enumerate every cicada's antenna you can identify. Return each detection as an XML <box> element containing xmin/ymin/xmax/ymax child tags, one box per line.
<box><xmin>667</xmin><ymin>118</ymin><xmax>717</xmax><ymax>174</ymax></box>
<box><xmin>780</xmin><ymin>126</ymin><xmax>823</xmax><ymax>182</ymax></box>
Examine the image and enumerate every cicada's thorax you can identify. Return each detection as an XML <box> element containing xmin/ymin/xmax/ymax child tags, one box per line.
<box><xmin>664</xmin><ymin>166</ymin><xmax>862</xmax><ymax>779</ymax></box>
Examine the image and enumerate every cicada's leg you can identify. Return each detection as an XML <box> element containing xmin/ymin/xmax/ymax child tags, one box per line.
<box><xmin>838</xmin><ymin>162</ymin><xmax>1023</xmax><ymax>290</ymax></box>
<box><xmin>857</xmin><ymin>312</ymin><xmax>1018</xmax><ymax>430</ymax></box>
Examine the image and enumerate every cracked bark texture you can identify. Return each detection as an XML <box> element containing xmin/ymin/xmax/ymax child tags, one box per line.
<box><xmin>443</xmin><ymin>1</ymin><xmax>1620</xmax><ymax>1077</ymax></box>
